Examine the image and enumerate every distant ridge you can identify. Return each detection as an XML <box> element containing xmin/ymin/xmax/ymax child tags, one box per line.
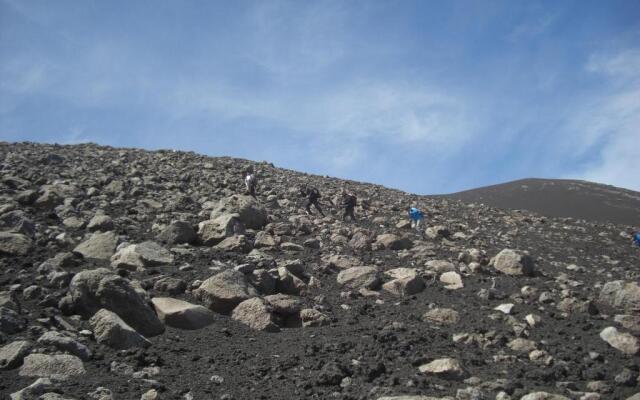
<box><xmin>440</xmin><ymin>178</ymin><xmax>640</xmax><ymax>226</ymax></box>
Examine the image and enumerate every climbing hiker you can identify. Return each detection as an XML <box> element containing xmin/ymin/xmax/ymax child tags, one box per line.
<box><xmin>300</xmin><ymin>185</ymin><xmax>325</xmax><ymax>217</ymax></box>
<box><xmin>244</xmin><ymin>168</ymin><xmax>257</xmax><ymax>197</ymax></box>
<box><xmin>341</xmin><ymin>188</ymin><xmax>357</xmax><ymax>222</ymax></box>
<box><xmin>408</xmin><ymin>206</ymin><xmax>424</xmax><ymax>230</ymax></box>
<box><xmin>633</xmin><ymin>231</ymin><xmax>640</xmax><ymax>248</ymax></box>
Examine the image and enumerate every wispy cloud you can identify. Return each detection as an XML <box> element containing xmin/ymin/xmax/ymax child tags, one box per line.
<box><xmin>567</xmin><ymin>48</ymin><xmax>640</xmax><ymax>190</ymax></box>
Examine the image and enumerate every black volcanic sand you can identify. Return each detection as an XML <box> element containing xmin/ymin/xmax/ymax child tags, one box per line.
<box><xmin>441</xmin><ymin>178</ymin><xmax>640</xmax><ymax>227</ymax></box>
<box><xmin>0</xmin><ymin>142</ymin><xmax>639</xmax><ymax>400</ymax></box>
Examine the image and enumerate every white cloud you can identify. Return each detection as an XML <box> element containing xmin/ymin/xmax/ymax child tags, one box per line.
<box><xmin>166</xmin><ymin>79</ymin><xmax>473</xmax><ymax>150</ymax></box>
<box><xmin>569</xmin><ymin>48</ymin><xmax>640</xmax><ymax>191</ymax></box>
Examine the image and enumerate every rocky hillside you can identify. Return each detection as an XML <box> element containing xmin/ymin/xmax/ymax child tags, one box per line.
<box><xmin>0</xmin><ymin>142</ymin><xmax>639</xmax><ymax>400</ymax></box>
<box><xmin>442</xmin><ymin>178</ymin><xmax>640</xmax><ymax>226</ymax></box>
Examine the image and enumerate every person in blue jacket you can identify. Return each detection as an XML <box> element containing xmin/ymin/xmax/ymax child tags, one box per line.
<box><xmin>633</xmin><ymin>231</ymin><xmax>640</xmax><ymax>247</ymax></box>
<box><xmin>408</xmin><ymin>207</ymin><xmax>424</xmax><ymax>230</ymax></box>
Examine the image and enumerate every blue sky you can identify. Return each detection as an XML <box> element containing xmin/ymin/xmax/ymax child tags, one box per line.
<box><xmin>1</xmin><ymin>0</ymin><xmax>639</xmax><ymax>193</ymax></box>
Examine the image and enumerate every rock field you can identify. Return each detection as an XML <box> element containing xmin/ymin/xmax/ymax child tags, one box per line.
<box><xmin>0</xmin><ymin>142</ymin><xmax>638</xmax><ymax>400</ymax></box>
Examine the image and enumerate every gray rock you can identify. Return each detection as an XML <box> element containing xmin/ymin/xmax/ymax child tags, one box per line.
<box><xmin>153</xmin><ymin>277</ymin><xmax>187</xmax><ymax>295</ymax></box>
<box><xmin>89</xmin><ymin>309</ymin><xmax>151</xmax><ymax>349</ymax></box>
<box><xmin>73</xmin><ymin>231</ymin><xmax>119</xmax><ymax>261</ymax></box>
<box><xmin>86</xmin><ymin>215</ymin><xmax>114</xmax><ymax>232</ymax></box>
<box><xmin>323</xmin><ymin>254</ymin><xmax>362</xmax><ymax>270</ymax></box>
<box><xmin>63</xmin><ymin>268</ymin><xmax>164</xmax><ymax>336</ymax></box>
<box><xmin>300</xmin><ymin>308</ymin><xmax>330</xmax><ymax>327</ymax></box>
<box><xmin>210</xmin><ymin>194</ymin><xmax>268</xmax><ymax>229</ymax></box>
<box><xmin>425</xmin><ymin>225</ymin><xmax>450</xmax><ymax>239</ymax></box>
<box><xmin>157</xmin><ymin>221</ymin><xmax>196</xmax><ymax>245</ymax></box>
<box><xmin>418</xmin><ymin>358</ymin><xmax>466</xmax><ymax>380</ymax></box>
<box><xmin>0</xmin><ymin>340</ymin><xmax>31</xmax><ymax>369</ymax></box>
<box><xmin>214</xmin><ymin>235</ymin><xmax>253</xmax><ymax>253</ymax></box>
<box><xmin>198</xmin><ymin>214</ymin><xmax>244</xmax><ymax>245</ymax></box>
<box><xmin>599</xmin><ymin>281</ymin><xmax>640</xmax><ymax>312</ymax></box>
<box><xmin>0</xmin><ymin>306</ymin><xmax>25</xmax><ymax>334</ymax></box>
<box><xmin>10</xmin><ymin>378</ymin><xmax>58</xmax><ymax>400</ymax></box>
<box><xmin>37</xmin><ymin>331</ymin><xmax>91</xmax><ymax>361</ymax></box>
<box><xmin>336</xmin><ymin>266</ymin><xmax>381</xmax><ymax>289</ymax></box>
<box><xmin>519</xmin><ymin>393</ymin><xmax>570</xmax><ymax>400</ymax></box>
<box><xmin>249</xmin><ymin>269</ymin><xmax>277</xmax><ymax>295</ymax></box>
<box><xmin>439</xmin><ymin>271</ymin><xmax>463</xmax><ymax>290</ymax></box>
<box><xmin>378</xmin><ymin>397</ymin><xmax>448</xmax><ymax>400</ymax></box>
<box><xmin>422</xmin><ymin>308</ymin><xmax>460</xmax><ymax>325</ymax></box>
<box><xmin>490</xmin><ymin>249</ymin><xmax>535</xmax><ymax>276</ymax></box>
<box><xmin>194</xmin><ymin>270</ymin><xmax>258</xmax><ymax>314</ymax></box>
<box><xmin>0</xmin><ymin>232</ymin><xmax>32</xmax><ymax>256</ymax></box>
<box><xmin>375</xmin><ymin>234</ymin><xmax>413</xmax><ymax>250</ymax></box>
<box><xmin>152</xmin><ymin>297</ymin><xmax>215</xmax><ymax>330</ymax></box>
<box><xmin>111</xmin><ymin>241</ymin><xmax>174</xmax><ymax>270</ymax></box>
<box><xmin>0</xmin><ymin>210</ymin><xmax>36</xmax><ymax>236</ymax></box>
<box><xmin>614</xmin><ymin>314</ymin><xmax>640</xmax><ymax>333</ymax></box>
<box><xmin>599</xmin><ymin>326</ymin><xmax>639</xmax><ymax>355</ymax></box>
<box><xmin>276</xmin><ymin>267</ymin><xmax>307</xmax><ymax>295</ymax></box>
<box><xmin>425</xmin><ymin>260</ymin><xmax>456</xmax><ymax>273</ymax></box>
<box><xmin>382</xmin><ymin>274</ymin><xmax>425</xmax><ymax>296</ymax></box>
<box><xmin>19</xmin><ymin>354</ymin><xmax>85</xmax><ymax>380</ymax></box>
<box><xmin>264</xmin><ymin>294</ymin><xmax>303</xmax><ymax>315</ymax></box>
<box><xmin>231</xmin><ymin>297</ymin><xmax>279</xmax><ymax>332</ymax></box>
<box><xmin>507</xmin><ymin>338</ymin><xmax>537</xmax><ymax>353</ymax></box>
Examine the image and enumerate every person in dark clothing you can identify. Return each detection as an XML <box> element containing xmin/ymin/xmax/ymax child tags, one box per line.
<box><xmin>341</xmin><ymin>189</ymin><xmax>357</xmax><ymax>222</ymax></box>
<box><xmin>300</xmin><ymin>186</ymin><xmax>325</xmax><ymax>216</ymax></box>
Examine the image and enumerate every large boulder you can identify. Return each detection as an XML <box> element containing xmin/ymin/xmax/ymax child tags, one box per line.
<box><xmin>214</xmin><ymin>235</ymin><xmax>253</xmax><ymax>253</ymax></box>
<box><xmin>152</xmin><ymin>297</ymin><xmax>215</xmax><ymax>330</ymax></box>
<box><xmin>599</xmin><ymin>281</ymin><xmax>640</xmax><ymax>312</ymax></box>
<box><xmin>37</xmin><ymin>331</ymin><xmax>91</xmax><ymax>361</ymax></box>
<box><xmin>0</xmin><ymin>232</ymin><xmax>32</xmax><ymax>256</ymax></box>
<box><xmin>73</xmin><ymin>231</ymin><xmax>119</xmax><ymax>261</ymax></box>
<box><xmin>89</xmin><ymin>309</ymin><xmax>151</xmax><ymax>349</ymax></box>
<box><xmin>62</xmin><ymin>268</ymin><xmax>164</xmax><ymax>336</ymax></box>
<box><xmin>600</xmin><ymin>326</ymin><xmax>639</xmax><ymax>355</ymax></box>
<box><xmin>490</xmin><ymin>249</ymin><xmax>535</xmax><ymax>276</ymax></box>
<box><xmin>382</xmin><ymin>269</ymin><xmax>425</xmax><ymax>296</ymax></box>
<box><xmin>264</xmin><ymin>294</ymin><xmax>303</xmax><ymax>316</ymax></box>
<box><xmin>375</xmin><ymin>234</ymin><xmax>413</xmax><ymax>250</ymax></box>
<box><xmin>198</xmin><ymin>214</ymin><xmax>244</xmax><ymax>246</ymax></box>
<box><xmin>194</xmin><ymin>270</ymin><xmax>258</xmax><ymax>314</ymax></box>
<box><xmin>210</xmin><ymin>195</ymin><xmax>268</xmax><ymax>230</ymax></box>
<box><xmin>19</xmin><ymin>354</ymin><xmax>85</xmax><ymax>380</ymax></box>
<box><xmin>157</xmin><ymin>221</ymin><xmax>197</xmax><ymax>245</ymax></box>
<box><xmin>0</xmin><ymin>340</ymin><xmax>31</xmax><ymax>369</ymax></box>
<box><xmin>231</xmin><ymin>297</ymin><xmax>279</xmax><ymax>332</ymax></box>
<box><xmin>337</xmin><ymin>266</ymin><xmax>381</xmax><ymax>289</ymax></box>
<box><xmin>110</xmin><ymin>241</ymin><xmax>174</xmax><ymax>271</ymax></box>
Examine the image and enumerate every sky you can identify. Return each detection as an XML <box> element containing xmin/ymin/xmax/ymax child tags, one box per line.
<box><xmin>1</xmin><ymin>0</ymin><xmax>639</xmax><ymax>194</ymax></box>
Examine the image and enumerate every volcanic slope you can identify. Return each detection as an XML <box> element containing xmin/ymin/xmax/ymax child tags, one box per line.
<box><xmin>442</xmin><ymin>178</ymin><xmax>640</xmax><ymax>226</ymax></box>
<box><xmin>0</xmin><ymin>142</ymin><xmax>639</xmax><ymax>400</ymax></box>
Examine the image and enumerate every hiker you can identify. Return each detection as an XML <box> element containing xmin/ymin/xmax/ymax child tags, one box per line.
<box><xmin>408</xmin><ymin>206</ymin><xmax>424</xmax><ymax>230</ymax></box>
<box><xmin>300</xmin><ymin>185</ymin><xmax>325</xmax><ymax>217</ymax></box>
<box><xmin>341</xmin><ymin>189</ymin><xmax>357</xmax><ymax>222</ymax></box>
<box><xmin>244</xmin><ymin>168</ymin><xmax>257</xmax><ymax>197</ymax></box>
<box><xmin>633</xmin><ymin>231</ymin><xmax>640</xmax><ymax>247</ymax></box>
